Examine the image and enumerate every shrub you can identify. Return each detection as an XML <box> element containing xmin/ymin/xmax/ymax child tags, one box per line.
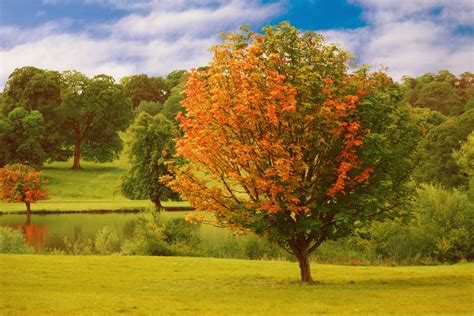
<box><xmin>163</xmin><ymin>218</ymin><xmax>200</xmax><ymax>246</ymax></box>
<box><xmin>369</xmin><ymin>184</ymin><xmax>473</xmax><ymax>263</ymax></box>
<box><xmin>121</xmin><ymin>211</ymin><xmax>173</xmax><ymax>256</ymax></box>
<box><xmin>94</xmin><ymin>226</ymin><xmax>121</xmax><ymax>255</ymax></box>
<box><xmin>0</xmin><ymin>226</ymin><xmax>32</xmax><ymax>254</ymax></box>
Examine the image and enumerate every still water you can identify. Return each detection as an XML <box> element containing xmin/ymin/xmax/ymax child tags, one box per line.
<box><xmin>0</xmin><ymin>212</ymin><xmax>191</xmax><ymax>252</ymax></box>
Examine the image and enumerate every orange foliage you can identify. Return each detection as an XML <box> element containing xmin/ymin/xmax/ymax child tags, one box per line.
<box><xmin>0</xmin><ymin>164</ymin><xmax>48</xmax><ymax>205</ymax></box>
<box><xmin>168</xmin><ymin>33</ymin><xmax>376</xmax><ymax>225</ymax></box>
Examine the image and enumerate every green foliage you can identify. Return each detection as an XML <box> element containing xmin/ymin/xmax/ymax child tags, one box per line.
<box><xmin>453</xmin><ymin>132</ymin><xmax>474</xmax><ymax>200</ymax></box>
<box><xmin>121</xmin><ymin>74</ymin><xmax>168</xmax><ymax>108</ymax></box>
<box><xmin>137</xmin><ymin>100</ymin><xmax>162</xmax><ymax>116</ymax></box>
<box><xmin>94</xmin><ymin>226</ymin><xmax>121</xmax><ymax>255</ymax></box>
<box><xmin>368</xmin><ymin>184</ymin><xmax>473</xmax><ymax>263</ymax></box>
<box><xmin>163</xmin><ymin>217</ymin><xmax>200</xmax><ymax>246</ymax></box>
<box><xmin>2</xmin><ymin>66</ymin><xmax>67</xmax><ymax>161</ymax></box>
<box><xmin>0</xmin><ymin>226</ymin><xmax>32</xmax><ymax>254</ymax></box>
<box><xmin>121</xmin><ymin>112</ymin><xmax>180</xmax><ymax>209</ymax></box>
<box><xmin>61</xmin><ymin>72</ymin><xmax>133</xmax><ymax>168</ymax></box>
<box><xmin>162</xmin><ymin>86</ymin><xmax>185</xmax><ymax>122</ymax></box>
<box><xmin>120</xmin><ymin>211</ymin><xmax>201</xmax><ymax>257</ymax></box>
<box><xmin>415</xmin><ymin>81</ymin><xmax>463</xmax><ymax>116</ymax></box>
<box><xmin>402</xmin><ymin>70</ymin><xmax>473</xmax><ymax>116</ymax></box>
<box><xmin>415</xmin><ymin>109</ymin><xmax>474</xmax><ymax>188</ymax></box>
<box><xmin>0</xmin><ymin>107</ymin><xmax>46</xmax><ymax>167</ymax></box>
<box><xmin>165</xmin><ymin>70</ymin><xmax>188</xmax><ymax>90</ymax></box>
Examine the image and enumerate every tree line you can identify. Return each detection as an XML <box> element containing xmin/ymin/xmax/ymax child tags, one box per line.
<box><xmin>0</xmin><ymin>67</ymin><xmax>187</xmax><ymax>169</ymax></box>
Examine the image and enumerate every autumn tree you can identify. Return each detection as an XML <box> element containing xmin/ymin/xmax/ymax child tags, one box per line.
<box><xmin>0</xmin><ymin>107</ymin><xmax>46</xmax><ymax>167</ymax></box>
<box><xmin>167</xmin><ymin>23</ymin><xmax>421</xmax><ymax>282</ymax></box>
<box><xmin>121</xmin><ymin>113</ymin><xmax>181</xmax><ymax>210</ymax></box>
<box><xmin>61</xmin><ymin>71</ymin><xmax>132</xmax><ymax>169</ymax></box>
<box><xmin>0</xmin><ymin>164</ymin><xmax>48</xmax><ymax>216</ymax></box>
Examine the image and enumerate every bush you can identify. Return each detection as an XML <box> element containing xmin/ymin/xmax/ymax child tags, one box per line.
<box><xmin>94</xmin><ymin>226</ymin><xmax>121</xmax><ymax>255</ymax></box>
<box><xmin>163</xmin><ymin>218</ymin><xmax>200</xmax><ymax>246</ymax></box>
<box><xmin>121</xmin><ymin>211</ymin><xmax>172</xmax><ymax>256</ymax></box>
<box><xmin>0</xmin><ymin>226</ymin><xmax>32</xmax><ymax>254</ymax></box>
<box><xmin>369</xmin><ymin>184</ymin><xmax>473</xmax><ymax>263</ymax></box>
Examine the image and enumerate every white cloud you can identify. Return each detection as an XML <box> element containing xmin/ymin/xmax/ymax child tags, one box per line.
<box><xmin>1</xmin><ymin>0</ymin><xmax>473</xmax><ymax>88</ymax></box>
<box><xmin>324</xmin><ymin>0</ymin><xmax>474</xmax><ymax>80</ymax></box>
<box><xmin>0</xmin><ymin>0</ymin><xmax>283</xmax><ymax>88</ymax></box>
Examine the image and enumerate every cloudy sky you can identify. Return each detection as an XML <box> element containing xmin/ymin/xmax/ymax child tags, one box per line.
<box><xmin>0</xmin><ymin>0</ymin><xmax>473</xmax><ymax>88</ymax></box>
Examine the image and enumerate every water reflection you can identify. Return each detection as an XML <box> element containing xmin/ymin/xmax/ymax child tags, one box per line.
<box><xmin>4</xmin><ymin>214</ymin><xmax>49</xmax><ymax>252</ymax></box>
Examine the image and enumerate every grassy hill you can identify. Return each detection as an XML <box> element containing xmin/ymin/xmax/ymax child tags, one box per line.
<box><xmin>1</xmin><ymin>255</ymin><xmax>472</xmax><ymax>315</ymax></box>
<box><xmin>0</xmin><ymin>158</ymin><xmax>188</xmax><ymax>212</ymax></box>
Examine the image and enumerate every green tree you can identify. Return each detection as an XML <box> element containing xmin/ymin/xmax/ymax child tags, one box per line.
<box><xmin>121</xmin><ymin>112</ymin><xmax>180</xmax><ymax>210</ymax></box>
<box><xmin>415</xmin><ymin>81</ymin><xmax>464</xmax><ymax>116</ymax></box>
<box><xmin>453</xmin><ymin>132</ymin><xmax>474</xmax><ymax>200</ymax></box>
<box><xmin>169</xmin><ymin>23</ymin><xmax>421</xmax><ymax>282</ymax></box>
<box><xmin>2</xmin><ymin>66</ymin><xmax>67</xmax><ymax>161</ymax></box>
<box><xmin>0</xmin><ymin>107</ymin><xmax>46</xmax><ymax>167</ymax></box>
<box><xmin>162</xmin><ymin>86</ymin><xmax>185</xmax><ymax>123</ymax></box>
<box><xmin>165</xmin><ymin>70</ymin><xmax>188</xmax><ymax>90</ymax></box>
<box><xmin>121</xmin><ymin>74</ymin><xmax>168</xmax><ymax>108</ymax></box>
<box><xmin>137</xmin><ymin>100</ymin><xmax>162</xmax><ymax>116</ymax></box>
<box><xmin>416</xmin><ymin>109</ymin><xmax>474</xmax><ymax>188</ymax></box>
<box><xmin>61</xmin><ymin>71</ymin><xmax>132</xmax><ymax>169</ymax></box>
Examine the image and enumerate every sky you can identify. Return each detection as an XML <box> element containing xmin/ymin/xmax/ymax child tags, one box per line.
<box><xmin>0</xmin><ymin>0</ymin><xmax>473</xmax><ymax>88</ymax></box>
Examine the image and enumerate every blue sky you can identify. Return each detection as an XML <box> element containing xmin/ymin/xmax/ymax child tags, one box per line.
<box><xmin>0</xmin><ymin>0</ymin><xmax>473</xmax><ymax>87</ymax></box>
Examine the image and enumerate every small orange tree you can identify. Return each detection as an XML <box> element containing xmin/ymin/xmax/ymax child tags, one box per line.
<box><xmin>0</xmin><ymin>164</ymin><xmax>48</xmax><ymax>215</ymax></box>
<box><xmin>168</xmin><ymin>23</ymin><xmax>421</xmax><ymax>282</ymax></box>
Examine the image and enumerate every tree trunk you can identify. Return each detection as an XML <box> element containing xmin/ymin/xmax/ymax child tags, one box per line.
<box><xmin>153</xmin><ymin>198</ymin><xmax>162</xmax><ymax>212</ymax></box>
<box><xmin>25</xmin><ymin>202</ymin><xmax>31</xmax><ymax>218</ymax></box>
<box><xmin>72</xmin><ymin>132</ymin><xmax>81</xmax><ymax>170</ymax></box>
<box><xmin>296</xmin><ymin>251</ymin><xmax>313</xmax><ymax>282</ymax></box>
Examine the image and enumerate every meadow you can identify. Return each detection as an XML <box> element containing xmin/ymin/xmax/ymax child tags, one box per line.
<box><xmin>1</xmin><ymin>255</ymin><xmax>472</xmax><ymax>315</ymax></box>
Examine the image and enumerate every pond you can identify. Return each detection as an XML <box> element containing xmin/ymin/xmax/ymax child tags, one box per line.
<box><xmin>0</xmin><ymin>212</ymin><xmax>278</xmax><ymax>258</ymax></box>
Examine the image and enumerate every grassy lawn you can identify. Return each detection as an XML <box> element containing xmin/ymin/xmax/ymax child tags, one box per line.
<box><xmin>1</xmin><ymin>255</ymin><xmax>472</xmax><ymax>315</ymax></box>
<box><xmin>0</xmin><ymin>159</ymin><xmax>189</xmax><ymax>213</ymax></box>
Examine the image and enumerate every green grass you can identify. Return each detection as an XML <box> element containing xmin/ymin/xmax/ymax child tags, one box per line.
<box><xmin>0</xmin><ymin>159</ymin><xmax>189</xmax><ymax>212</ymax></box>
<box><xmin>0</xmin><ymin>255</ymin><xmax>472</xmax><ymax>315</ymax></box>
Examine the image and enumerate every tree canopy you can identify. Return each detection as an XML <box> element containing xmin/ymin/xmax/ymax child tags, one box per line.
<box><xmin>415</xmin><ymin>109</ymin><xmax>474</xmax><ymax>188</ymax></box>
<box><xmin>168</xmin><ymin>23</ymin><xmax>421</xmax><ymax>282</ymax></box>
<box><xmin>402</xmin><ymin>70</ymin><xmax>473</xmax><ymax>116</ymax></box>
<box><xmin>121</xmin><ymin>112</ymin><xmax>180</xmax><ymax>210</ymax></box>
<box><xmin>0</xmin><ymin>163</ymin><xmax>48</xmax><ymax>215</ymax></box>
<box><xmin>61</xmin><ymin>71</ymin><xmax>133</xmax><ymax>169</ymax></box>
<box><xmin>0</xmin><ymin>107</ymin><xmax>46</xmax><ymax>167</ymax></box>
<box><xmin>1</xmin><ymin>66</ymin><xmax>67</xmax><ymax>161</ymax></box>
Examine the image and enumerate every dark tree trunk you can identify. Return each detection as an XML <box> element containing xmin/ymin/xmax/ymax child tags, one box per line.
<box><xmin>25</xmin><ymin>202</ymin><xmax>31</xmax><ymax>218</ymax></box>
<box><xmin>295</xmin><ymin>251</ymin><xmax>313</xmax><ymax>282</ymax></box>
<box><xmin>153</xmin><ymin>198</ymin><xmax>162</xmax><ymax>212</ymax></box>
<box><xmin>72</xmin><ymin>132</ymin><xmax>81</xmax><ymax>170</ymax></box>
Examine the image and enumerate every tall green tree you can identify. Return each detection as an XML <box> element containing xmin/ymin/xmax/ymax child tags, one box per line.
<box><xmin>169</xmin><ymin>23</ymin><xmax>422</xmax><ymax>282</ymax></box>
<box><xmin>2</xmin><ymin>66</ymin><xmax>67</xmax><ymax>161</ymax></box>
<box><xmin>0</xmin><ymin>107</ymin><xmax>46</xmax><ymax>167</ymax></box>
<box><xmin>121</xmin><ymin>112</ymin><xmax>180</xmax><ymax>210</ymax></box>
<box><xmin>61</xmin><ymin>71</ymin><xmax>132</xmax><ymax>169</ymax></box>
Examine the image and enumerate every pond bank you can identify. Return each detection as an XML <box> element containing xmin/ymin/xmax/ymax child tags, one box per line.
<box><xmin>0</xmin><ymin>206</ymin><xmax>195</xmax><ymax>215</ymax></box>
